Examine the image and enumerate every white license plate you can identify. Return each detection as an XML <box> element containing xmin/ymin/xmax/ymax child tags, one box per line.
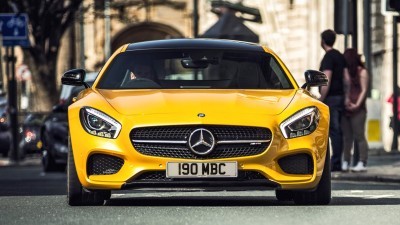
<box><xmin>166</xmin><ymin>162</ymin><xmax>237</xmax><ymax>178</ymax></box>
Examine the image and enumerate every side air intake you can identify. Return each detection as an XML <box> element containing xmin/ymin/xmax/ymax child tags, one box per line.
<box><xmin>278</xmin><ymin>153</ymin><xmax>313</xmax><ymax>175</ymax></box>
<box><xmin>87</xmin><ymin>154</ymin><xmax>124</xmax><ymax>176</ymax></box>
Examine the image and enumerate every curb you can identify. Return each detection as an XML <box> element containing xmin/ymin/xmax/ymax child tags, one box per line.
<box><xmin>0</xmin><ymin>158</ymin><xmax>41</xmax><ymax>167</ymax></box>
<box><xmin>331</xmin><ymin>172</ymin><xmax>400</xmax><ymax>183</ymax></box>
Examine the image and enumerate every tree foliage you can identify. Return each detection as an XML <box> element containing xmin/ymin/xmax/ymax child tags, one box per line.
<box><xmin>0</xmin><ymin>0</ymin><xmax>83</xmax><ymax>110</ymax></box>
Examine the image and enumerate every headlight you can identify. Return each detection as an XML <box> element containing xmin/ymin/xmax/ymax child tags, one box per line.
<box><xmin>280</xmin><ymin>107</ymin><xmax>320</xmax><ymax>139</ymax></box>
<box><xmin>80</xmin><ymin>107</ymin><xmax>121</xmax><ymax>139</ymax></box>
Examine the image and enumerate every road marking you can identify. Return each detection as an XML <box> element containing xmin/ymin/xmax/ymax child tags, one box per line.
<box><xmin>343</xmin><ymin>194</ymin><xmax>395</xmax><ymax>199</ymax></box>
<box><xmin>112</xmin><ymin>194</ymin><xmax>125</xmax><ymax>198</ymax></box>
<box><xmin>364</xmin><ymin>195</ymin><xmax>395</xmax><ymax>199</ymax></box>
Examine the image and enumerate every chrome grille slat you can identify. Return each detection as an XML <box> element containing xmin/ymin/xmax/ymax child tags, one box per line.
<box><xmin>132</xmin><ymin>140</ymin><xmax>188</xmax><ymax>144</ymax></box>
<box><xmin>130</xmin><ymin>125</ymin><xmax>272</xmax><ymax>159</ymax></box>
<box><xmin>217</xmin><ymin>140</ymin><xmax>270</xmax><ymax>144</ymax></box>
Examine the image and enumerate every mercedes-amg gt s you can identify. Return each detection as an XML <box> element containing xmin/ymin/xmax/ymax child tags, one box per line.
<box><xmin>63</xmin><ymin>39</ymin><xmax>330</xmax><ymax>206</ymax></box>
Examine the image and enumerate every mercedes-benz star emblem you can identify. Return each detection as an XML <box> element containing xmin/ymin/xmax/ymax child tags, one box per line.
<box><xmin>188</xmin><ymin>128</ymin><xmax>215</xmax><ymax>155</ymax></box>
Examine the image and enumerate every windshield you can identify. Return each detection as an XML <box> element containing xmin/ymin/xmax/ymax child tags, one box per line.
<box><xmin>97</xmin><ymin>50</ymin><xmax>294</xmax><ymax>90</ymax></box>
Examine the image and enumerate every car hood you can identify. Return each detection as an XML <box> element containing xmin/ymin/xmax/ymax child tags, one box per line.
<box><xmin>97</xmin><ymin>89</ymin><xmax>297</xmax><ymax>116</ymax></box>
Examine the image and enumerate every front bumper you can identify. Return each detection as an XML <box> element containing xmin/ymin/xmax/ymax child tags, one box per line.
<box><xmin>122</xmin><ymin>180</ymin><xmax>279</xmax><ymax>190</ymax></box>
<box><xmin>70</xmin><ymin>121</ymin><xmax>329</xmax><ymax>191</ymax></box>
<box><xmin>68</xmin><ymin>90</ymin><xmax>330</xmax><ymax>192</ymax></box>
<box><xmin>121</xmin><ymin>170</ymin><xmax>279</xmax><ymax>190</ymax></box>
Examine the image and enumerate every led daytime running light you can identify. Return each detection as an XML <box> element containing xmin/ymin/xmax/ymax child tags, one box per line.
<box><xmin>82</xmin><ymin>107</ymin><xmax>121</xmax><ymax>139</ymax></box>
<box><xmin>280</xmin><ymin>107</ymin><xmax>318</xmax><ymax>138</ymax></box>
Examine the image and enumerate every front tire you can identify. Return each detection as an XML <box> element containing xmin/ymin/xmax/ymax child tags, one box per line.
<box><xmin>67</xmin><ymin>137</ymin><xmax>110</xmax><ymax>206</ymax></box>
<box><xmin>42</xmin><ymin>132</ymin><xmax>67</xmax><ymax>172</ymax></box>
<box><xmin>275</xmin><ymin>190</ymin><xmax>294</xmax><ymax>201</ymax></box>
<box><xmin>42</xmin><ymin>149</ymin><xmax>57</xmax><ymax>172</ymax></box>
<box><xmin>2</xmin><ymin>150</ymin><xmax>8</xmax><ymax>158</ymax></box>
<box><xmin>42</xmin><ymin>132</ymin><xmax>58</xmax><ymax>172</ymax></box>
<box><xmin>293</xmin><ymin>144</ymin><xmax>331</xmax><ymax>205</ymax></box>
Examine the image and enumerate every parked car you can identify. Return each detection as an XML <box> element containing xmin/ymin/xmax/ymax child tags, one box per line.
<box><xmin>40</xmin><ymin>72</ymin><xmax>98</xmax><ymax>172</ymax></box>
<box><xmin>0</xmin><ymin>105</ymin><xmax>11</xmax><ymax>158</ymax></box>
<box><xmin>64</xmin><ymin>39</ymin><xmax>330</xmax><ymax>206</ymax></box>
<box><xmin>19</xmin><ymin>113</ymin><xmax>47</xmax><ymax>157</ymax></box>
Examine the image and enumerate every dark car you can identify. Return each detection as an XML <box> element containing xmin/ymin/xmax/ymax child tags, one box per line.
<box><xmin>19</xmin><ymin>113</ymin><xmax>47</xmax><ymax>157</ymax></box>
<box><xmin>0</xmin><ymin>105</ymin><xmax>11</xmax><ymax>158</ymax></box>
<box><xmin>41</xmin><ymin>72</ymin><xmax>97</xmax><ymax>172</ymax></box>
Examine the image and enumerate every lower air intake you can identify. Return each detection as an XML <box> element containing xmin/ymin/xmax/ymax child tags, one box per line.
<box><xmin>278</xmin><ymin>153</ymin><xmax>313</xmax><ymax>175</ymax></box>
<box><xmin>134</xmin><ymin>171</ymin><xmax>266</xmax><ymax>182</ymax></box>
<box><xmin>87</xmin><ymin>154</ymin><xmax>124</xmax><ymax>176</ymax></box>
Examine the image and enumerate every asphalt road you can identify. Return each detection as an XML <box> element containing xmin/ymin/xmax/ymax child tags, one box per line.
<box><xmin>0</xmin><ymin>165</ymin><xmax>399</xmax><ymax>225</ymax></box>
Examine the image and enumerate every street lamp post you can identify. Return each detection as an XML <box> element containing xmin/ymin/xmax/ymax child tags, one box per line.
<box><xmin>343</xmin><ymin>0</ymin><xmax>349</xmax><ymax>49</ymax></box>
<box><xmin>392</xmin><ymin>16</ymin><xmax>399</xmax><ymax>152</ymax></box>
<box><xmin>5</xmin><ymin>46</ymin><xmax>19</xmax><ymax>163</ymax></box>
<box><xmin>193</xmin><ymin>0</ymin><xmax>199</xmax><ymax>38</ymax></box>
<box><xmin>0</xmin><ymin>33</ymin><xmax>4</xmax><ymax>92</ymax></box>
<box><xmin>104</xmin><ymin>0</ymin><xmax>111</xmax><ymax>60</ymax></box>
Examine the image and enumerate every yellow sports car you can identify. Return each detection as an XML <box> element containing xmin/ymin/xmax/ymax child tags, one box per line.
<box><xmin>63</xmin><ymin>39</ymin><xmax>330</xmax><ymax>206</ymax></box>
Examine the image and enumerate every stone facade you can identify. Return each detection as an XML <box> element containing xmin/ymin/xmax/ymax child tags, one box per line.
<box><xmin>61</xmin><ymin>0</ymin><xmax>337</xmax><ymax>82</ymax></box>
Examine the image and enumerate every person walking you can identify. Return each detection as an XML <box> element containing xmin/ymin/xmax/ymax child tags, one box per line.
<box><xmin>319</xmin><ymin>29</ymin><xmax>351</xmax><ymax>172</ymax></box>
<box><xmin>387</xmin><ymin>86</ymin><xmax>400</xmax><ymax>131</ymax></box>
<box><xmin>341</xmin><ymin>48</ymin><xmax>369</xmax><ymax>172</ymax></box>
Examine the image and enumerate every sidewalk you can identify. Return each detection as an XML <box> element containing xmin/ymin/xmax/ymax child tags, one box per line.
<box><xmin>331</xmin><ymin>151</ymin><xmax>400</xmax><ymax>183</ymax></box>
<box><xmin>0</xmin><ymin>155</ymin><xmax>41</xmax><ymax>167</ymax></box>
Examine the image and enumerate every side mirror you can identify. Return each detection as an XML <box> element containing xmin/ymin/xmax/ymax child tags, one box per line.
<box><xmin>301</xmin><ymin>70</ymin><xmax>328</xmax><ymax>89</ymax></box>
<box><xmin>61</xmin><ymin>69</ymin><xmax>89</xmax><ymax>88</ymax></box>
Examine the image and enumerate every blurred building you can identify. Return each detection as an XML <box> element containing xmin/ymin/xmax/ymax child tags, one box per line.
<box><xmin>58</xmin><ymin>0</ymin><xmax>335</xmax><ymax>86</ymax></box>
<box><xmin>54</xmin><ymin>0</ymin><xmax>398</xmax><ymax>152</ymax></box>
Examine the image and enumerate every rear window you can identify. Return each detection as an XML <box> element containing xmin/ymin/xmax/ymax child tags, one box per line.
<box><xmin>97</xmin><ymin>49</ymin><xmax>294</xmax><ymax>90</ymax></box>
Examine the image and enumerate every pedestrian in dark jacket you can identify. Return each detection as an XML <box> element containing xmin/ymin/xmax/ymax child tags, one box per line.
<box><xmin>319</xmin><ymin>29</ymin><xmax>351</xmax><ymax>172</ymax></box>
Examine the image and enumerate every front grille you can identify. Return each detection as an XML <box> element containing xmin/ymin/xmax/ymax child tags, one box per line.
<box><xmin>87</xmin><ymin>154</ymin><xmax>124</xmax><ymax>176</ymax></box>
<box><xmin>134</xmin><ymin>171</ymin><xmax>266</xmax><ymax>182</ymax></box>
<box><xmin>278</xmin><ymin>153</ymin><xmax>313</xmax><ymax>175</ymax></box>
<box><xmin>130</xmin><ymin>125</ymin><xmax>272</xmax><ymax>159</ymax></box>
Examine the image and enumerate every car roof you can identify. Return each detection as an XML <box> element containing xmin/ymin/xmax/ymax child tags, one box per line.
<box><xmin>126</xmin><ymin>38</ymin><xmax>264</xmax><ymax>52</ymax></box>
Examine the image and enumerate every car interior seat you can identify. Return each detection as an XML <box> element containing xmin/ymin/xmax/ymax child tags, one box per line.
<box><xmin>235</xmin><ymin>62</ymin><xmax>268</xmax><ymax>89</ymax></box>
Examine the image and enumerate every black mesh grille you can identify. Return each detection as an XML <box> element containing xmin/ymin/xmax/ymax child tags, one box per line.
<box><xmin>134</xmin><ymin>171</ymin><xmax>266</xmax><ymax>181</ymax></box>
<box><xmin>130</xmin><ymin>125</ymin><xmax>272</xmax><ymax>159</ymax></box>
<box><xmin>87</xmin><ymin>154</ymin><xmax>124</xmax><ymax>176</ymax></box>
<box><xmin>132</xmin><ymin>126</ymin><xmax>193</xmax><ymax>141</ymax></box>
<box><xmin>278</xmin><ymin>153</ymin><xmax>313</xmax><ymax>175</ymax></box>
